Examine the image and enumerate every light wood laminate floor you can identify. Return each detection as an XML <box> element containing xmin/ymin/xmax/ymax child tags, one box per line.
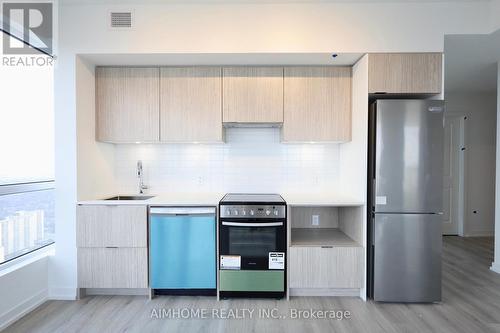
<box><xmin>5</xmin><ymin>237</ymin><xmax>500</xmax><ymax>333</ymax></box>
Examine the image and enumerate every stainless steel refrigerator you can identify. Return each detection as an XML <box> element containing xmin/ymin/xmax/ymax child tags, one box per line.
<box><xmin>368</xmin><ymin>99</ymin><xmax>444</xmax><ymax>303</ymax></box>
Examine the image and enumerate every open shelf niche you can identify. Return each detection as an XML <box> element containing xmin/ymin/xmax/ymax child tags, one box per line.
<box><xmin>289</xmin><ymin>205</ymin><xmax>363</xmax><ymax>247</ymax></box>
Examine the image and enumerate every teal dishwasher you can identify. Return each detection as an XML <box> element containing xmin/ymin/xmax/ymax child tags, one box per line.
<box><xmin>149</xmin><ymin>207</ymin><xmax>216</xmax><ymax>295</ymax></box>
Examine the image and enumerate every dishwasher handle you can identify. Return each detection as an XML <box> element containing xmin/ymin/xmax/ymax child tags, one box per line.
<box><xmin>150</xmin><ymin>207</ymin><xmax>216</xmax><ymax>216</ymax></box>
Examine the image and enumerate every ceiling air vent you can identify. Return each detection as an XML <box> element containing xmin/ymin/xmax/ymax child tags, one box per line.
<box><xmin>110</xmin><ymin>11</ymin><xmax>132</xmax><ymax>29</ymax></box>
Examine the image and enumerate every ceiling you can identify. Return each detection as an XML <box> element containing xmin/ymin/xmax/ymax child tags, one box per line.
<box><xmin>80</xmin><ymin>52</ymin><xmax>364</xmax><ymax>66</ymax></box>
<box><xmin>444</xmin><ymin>30</ymin><xmax>500</xmax><ymax>93</ymax></box>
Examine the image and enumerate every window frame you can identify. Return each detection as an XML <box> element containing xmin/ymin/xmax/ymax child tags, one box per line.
<box><xmin>0</xmin><ymin>180</ymin><xmax>55</xmax><ymax>267</ymax></box>
<box><xmin>0</xmin><ymin>180</ymin><xmax>54</xmax><ymax>196</ymax></box>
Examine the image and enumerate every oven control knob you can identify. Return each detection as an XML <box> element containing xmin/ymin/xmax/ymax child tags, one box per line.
<box><xmin>265</xmin><ymin>210</ymin><xmax>271</xmax><ymax>216</ymax></box>
<box><xmin>242</xmin><ymin>210</ymin><xmax>247</xmax><ymax>216</ymax></box>
<box><xmin>233</xmin><ymin>209</ymin><xmax>239</xmax><ymax>216</ymax></box>
<box><xmin>274</xmin><ymin>210</ymin><xmax>279</xmax><ymax>216</ymax></box>
<box><xmin>226</xmin><ymin>210</ymin><xmax>231</xmax><ymax>216</ymax></box>
<box><xmin>249</xmin><ymin>210</ymin><xmax>255</xmax><ymax>216</ymax></box>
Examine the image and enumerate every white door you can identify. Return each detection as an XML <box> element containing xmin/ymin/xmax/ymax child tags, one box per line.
<box><xmin>442</xmin><ymin>115</ymin><xmax>465</xmax><ymax>235</ymax></box>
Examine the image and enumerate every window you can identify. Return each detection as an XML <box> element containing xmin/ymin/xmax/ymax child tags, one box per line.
<box><xmin>0</xmin><ymin>184</ymin><xmax>54</xmax><ymax>263</ymax></box>
<box><xmin>0</xmin><ymin>32</ymin><xmax>54</xmax><ymax>265</ymax></box>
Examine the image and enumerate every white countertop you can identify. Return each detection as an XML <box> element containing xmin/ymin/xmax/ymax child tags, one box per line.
<box><xmin>77</xmin><ymin>192</ymin><xmax>223</xmax><ymax>206</ymax></box>
<box><xmin>78</xmin><ymin>192</ymin><xmax>364</xmax><ymax>207</ymax></box>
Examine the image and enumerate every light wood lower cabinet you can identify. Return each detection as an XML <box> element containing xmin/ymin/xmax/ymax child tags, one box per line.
<box><xmin>289</xmin><ymin>246</ymin><xmax>363</xmax><ymax>289</ymax></box>
<box><xmin>283</xmin><ymin>66</ymin><xmax>352</xmax><ymax>142</ymax></box>
<box><xmin>78</xmin><ymin>247</ymin><xmax>148</xmax><ymax>288</ymax></box>
<box><xmin>76</xmin><ymin>205</ymin><xmax>148</xmax><ymax>289</ymax></box>
<box><xmin>76</xmin><ymin>205</ymin><xmax>147</xmax><ymax>247</ymax></box>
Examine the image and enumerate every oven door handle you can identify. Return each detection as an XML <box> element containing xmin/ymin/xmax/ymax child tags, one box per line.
<box><xmin>221</xmin><ymin>221</ymin><xmax>284</xmax><ymax>227</ymax></box>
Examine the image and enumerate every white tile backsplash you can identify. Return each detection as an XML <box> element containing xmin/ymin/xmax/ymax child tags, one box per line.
<box><xmin>114</xmin><ymin>128</ymin><xmax>340</xmax><ymax>194</ymax></box>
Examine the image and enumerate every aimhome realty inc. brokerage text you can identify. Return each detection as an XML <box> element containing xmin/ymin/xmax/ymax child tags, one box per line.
<box><xmin>150</xmin><ymin>308</ymin><xmax>352</xmax><ymax>320</ymax></box>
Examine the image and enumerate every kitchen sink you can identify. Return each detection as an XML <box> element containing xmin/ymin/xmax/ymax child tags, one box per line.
<box><xmin>105</xmin><ymin>195</ymin><xmax>155</xmax><ymax>201</ymax></box>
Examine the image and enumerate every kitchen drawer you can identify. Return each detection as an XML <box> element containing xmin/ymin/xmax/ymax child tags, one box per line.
<box><xmin>219</xmin><ymin>270</ymin><xmax>284</xmax><ymax>292</ymax></box>
<box><xmin>77</xmin><ymin>247</ymin><xmax>148</xmax><ymax>288</ymax></box>
<box><xmin>76</xmin><ymin>205</ymin><xmax>147</xmax><ymax>247</ymax></box>
<box><xmin>289</xmin><ymin>246</ymin><xmax>363</xmax><ymax>289</ymax></box>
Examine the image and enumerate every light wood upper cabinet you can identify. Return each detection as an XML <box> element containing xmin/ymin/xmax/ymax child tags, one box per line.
<box><xmin>96</xmin><ymin>67</ymin><xmax>160</xmax><ymax>143</ymax></box>
<box><xmin>223</xmin><ymin>67</ymin><xmax>284</xmax><ymax>123</ymax></box>
<box><xmin>160</xmin><ymin>67</ymin><xmax>223</xmax><ymax>142</ymax></box>
<box><xmin>368</xmin><ymin>53</ymin><xmax>442</xmax><ymax>94</ymax></box>
<box><xmin>283</xmin><ymin>66</ymin><xmax>352</xmax><ymax>142</ymax></box>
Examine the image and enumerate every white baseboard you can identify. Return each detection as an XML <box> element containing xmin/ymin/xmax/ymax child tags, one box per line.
<box><xmin>359</xmin><ymin>287</ymin><xmax>367</xmax><ymax>301</ymax></box>
<box><xmin>48</xmin><ymin>287</ymin><xmax>77</xmax><ymax>300</ymax></box>
<box><xmin>289</xmin><ymin>288</ymin><xmax>360</xmax><ymax>297</ymax></box>
<box><xmin>0</xmin><ymin>289</ymin><xmax>48</xmax><ymax>331</ymax></box>
<box><xmin>491</xmin><ymin>262</ymin><xmax>500</xmax><ymax>274</ymax></box>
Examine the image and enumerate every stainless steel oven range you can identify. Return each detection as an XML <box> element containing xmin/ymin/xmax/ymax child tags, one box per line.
<box><xmin>218</xmin><ymin>193</ymin><xmax>286</xmax><ymax>299</ymax></box>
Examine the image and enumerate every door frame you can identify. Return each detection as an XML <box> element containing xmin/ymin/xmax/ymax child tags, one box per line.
<box><xmin>443</xmin><ymin>113</ymin><xmax>466</xmax><ymax>236</ymax></box>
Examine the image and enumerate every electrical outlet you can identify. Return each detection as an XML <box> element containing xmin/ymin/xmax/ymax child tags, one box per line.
<box><xmin>312</xmin><ymin>215</ymin><xmax>319</xmax><ymax>226</ymax></box>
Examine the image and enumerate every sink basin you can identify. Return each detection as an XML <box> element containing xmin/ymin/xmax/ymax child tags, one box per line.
<box><xmin>105</xmin><ymin>195</ymin><xmax>155</xmax><ymax>201</ymax></box>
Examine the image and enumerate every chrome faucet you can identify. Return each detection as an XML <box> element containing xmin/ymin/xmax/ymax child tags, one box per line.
<box><xmin>137</xmin><ymin>160</ymin><xmax>148</xmax><ymax>194</ymax></box>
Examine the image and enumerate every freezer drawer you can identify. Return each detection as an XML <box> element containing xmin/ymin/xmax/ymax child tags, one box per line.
<box><xmin>374</xmin><ymin>213</ymin><xmax>441</xmax><ymax>302</ymax></box>
<box><xmin>149</xmin><ymin>209</ymin><xmax>216</xmax><ymax>290</ymax></box>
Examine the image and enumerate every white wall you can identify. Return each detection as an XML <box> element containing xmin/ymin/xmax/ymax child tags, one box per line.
<box><xmin>494</xmin><ymin>63</ymin><xmax>500</xmax><ymax>273</ymax></box>
<box><xmin>114</xmin><ymin>129</ymin><xmax>341</xmax><ymax>195</ymax></box>
<box><xmin>344</xmin><ymin>54</ymin><xmax>369</xmax><ymax>299</ymax></box>
<box><xmin>53</xmin><ymin>1</ymin><xmax>496</xmax><ymax>299</ymax></box>
<box><xmin>340</xmin><ymin>56</ymin><xmax>369</xmax><ymax>203</ymax></box>
<box><xmin>76</xmin><ymin>57</ymin><xmax>116</xmax><ymax>201</ymax></box>
<box><xmin>0</xmin><ymin>258</ymin><xmax>48</xmax><ymax>330</ymax></box>
<box><xmin>51</xmin><ymin>48</ymin><xmax>78</xmax><ymax>299</ymax></box>
<box><xmin>58</xmin><ymin>2</ymin><xmax>491</xmax><ymax>54</ymax></box>
<box><xmin>446</xmin><ymin>91</ymin><xmax>497</xmax><ymax>236</ymax></box>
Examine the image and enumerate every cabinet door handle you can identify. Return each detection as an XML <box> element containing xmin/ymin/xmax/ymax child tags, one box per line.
<box><xmin>321</xmin><ymin>246</ymin><xmax>333</xmax><ymax>249</ymax></box>
<box><xmin>105</xmin><ymin>246</ymin><xmax>118</xmax><ymax>249</ymax></box>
